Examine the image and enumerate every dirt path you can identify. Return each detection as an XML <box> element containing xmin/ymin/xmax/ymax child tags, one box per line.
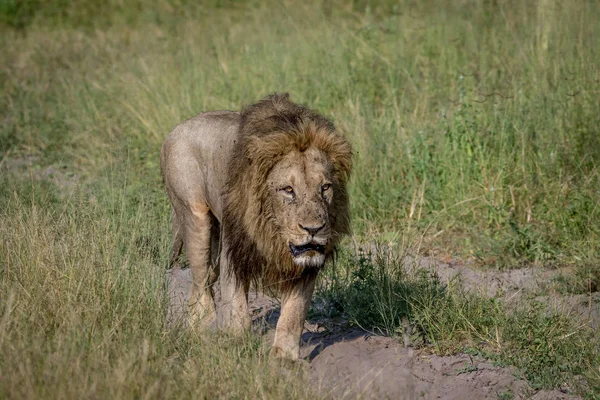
<box><xmin>307</xmin><ymin>334</ymin><xmax>574</xmax><ymax>400</ymax></box>
<box><xmin>167</xmin><ymin>265</ymin><xmax>587</xmax><ymax>400</ymax></box>
<box><xmin>418</xmin><ymin>256</ymin><xmax>599</xmax><ymax>330</ymax></box>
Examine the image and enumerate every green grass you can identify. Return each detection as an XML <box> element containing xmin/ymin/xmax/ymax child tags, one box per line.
<box><xmin>1</xmin><ymin>0</ymin><xmax>600</xmax><ymax>398</ymax></box>
<box><xmin>0</xmin><ymin>184</ymin><xmax>313</xmax><ymax>399</ymax></box>
<box><xmin>316</xmin><ymin>250</ymin><xmax>599</xmax><ymax>394</ymax></box>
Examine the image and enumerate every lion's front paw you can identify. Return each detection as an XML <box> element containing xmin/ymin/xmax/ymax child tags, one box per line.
<box><xmin>271</xmin><ymin>347</ymin><xmax>308</xmax><ymax>366</ymax></box>
<box><xmin>188</xmin><ymin>309</ymin><xmax>217</xmax><ymax>332</ymax></box>
<box><xmin>270</xmin><ymin>345</ymin><xmax>300</xmax><ymax>361</ymax></box>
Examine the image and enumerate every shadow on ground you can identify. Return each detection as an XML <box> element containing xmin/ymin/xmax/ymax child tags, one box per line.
<box><xmin>167</xmin><ymin>266</ymin><xmax>582</xmax><ymax>400</ymax></box>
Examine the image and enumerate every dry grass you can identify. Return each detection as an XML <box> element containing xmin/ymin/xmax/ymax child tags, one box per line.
<box><xmin>1</xmin><ymin>0</ymin><xmax>599</xmax><ymax>397</ymax></box>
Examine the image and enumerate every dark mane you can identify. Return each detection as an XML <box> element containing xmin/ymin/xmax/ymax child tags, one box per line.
<box><xmin>222</xmin><ymin>93</ymin><xmax>352</xmax><ymax>290</ymax></box>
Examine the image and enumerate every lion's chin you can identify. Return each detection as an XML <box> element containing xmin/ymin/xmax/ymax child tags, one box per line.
<box><xmin>292</xmin><ymin>253</ymin><xmax>326</xmax><ymax>268</ymax></box>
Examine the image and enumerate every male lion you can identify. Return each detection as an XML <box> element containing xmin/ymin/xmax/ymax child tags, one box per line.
<box><xmin>160</xmin><ymin>93</ymin><xmax>352</xmax><ymax>359</ymax></box>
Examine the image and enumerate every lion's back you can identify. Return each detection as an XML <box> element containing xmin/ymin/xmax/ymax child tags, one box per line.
<box><xmin>161</xmin><ymin>110</ymin><xmax>240</xmax><ymax>220</ymax></box>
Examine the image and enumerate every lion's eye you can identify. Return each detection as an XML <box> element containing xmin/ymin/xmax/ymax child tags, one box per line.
<box><xmin>322</xmin><ymin>183</ymin><xmax>332</xmax><ymax>191</ymax></box>
<box><xmin>282</xmin><ymin>186</ymin><xmax>294</xmax><ymax>194</ymax></box>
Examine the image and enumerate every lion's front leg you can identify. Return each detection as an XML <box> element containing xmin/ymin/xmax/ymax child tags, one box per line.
<box><xmin>272</xmin><ymin>270</ymin><xmax>318</xmax><ymax>360</ymax></box>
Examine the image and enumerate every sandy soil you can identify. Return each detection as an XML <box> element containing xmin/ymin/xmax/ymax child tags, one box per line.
<box><xmin>418</xmin><ymin>256</ymin><xmax>599</xmax><ymax>330</ymax></box>
<box><xmin>167</xmin><ymin>264</ymin><xmax>589</xmax><ymax>400</ymax></box>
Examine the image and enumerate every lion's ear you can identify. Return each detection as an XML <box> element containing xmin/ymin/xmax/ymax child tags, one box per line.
<box><xmin>332</xmin><ymin>147</ymin><xmax>353</xmax><ymax>182</ymax></box>
<box><xmin>322</xmin><ymin>133</ymin><xmax>353</xmax><ymax>182</ymax></box>
<box><xmin>244</xmin><ymin>136</ymin><xmax>262</xmax><ymax>161</ymax></box>
<box><xmin>244</xmin><ymin>134</ymin><xmax>291</xmax><ymax>168</ymax></box>
<box><xmin>244</xmin><ymin>136</ymin><xmax>276</xmax><ymax>162</ymax></box>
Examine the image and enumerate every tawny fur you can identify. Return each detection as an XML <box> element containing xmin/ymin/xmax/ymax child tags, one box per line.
<box><xmin>161</xmin><ymin>93</ymin><xmax>352</xmax><ymax>359</ymax></box>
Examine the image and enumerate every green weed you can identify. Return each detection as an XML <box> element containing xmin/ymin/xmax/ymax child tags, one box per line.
<box><xmin>318</xmin><ymin>247</ymin><xmax>599</xmax><ymax>393</ymax></box>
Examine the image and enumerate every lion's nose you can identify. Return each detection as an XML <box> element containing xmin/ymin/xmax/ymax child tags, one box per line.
<box><xmin>299</xmin><ymin>223</ymin><xmax>325</xmax><ymax>236</ymax></box>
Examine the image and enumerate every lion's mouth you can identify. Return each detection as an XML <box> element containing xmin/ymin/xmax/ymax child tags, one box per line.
<box><xmin>289</xmin><ymin>242</ymin><xmax>325</xmax><ymax>258</ymax></box>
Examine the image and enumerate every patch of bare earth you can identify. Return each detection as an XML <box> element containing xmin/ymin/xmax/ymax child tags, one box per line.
<box><xmin>418</xmin><ymin>256</ymin><xmax>599</xmax><ymax>330</ymax></box>
<box><xmin>167</xmin><ymin>260</ymin><xmax>592</xmax><ymax>400</ymax></box>
<box><xmin>0</xmin><ymin>153</ymin><xmax>78</xmax><ymax>194</ymax></box>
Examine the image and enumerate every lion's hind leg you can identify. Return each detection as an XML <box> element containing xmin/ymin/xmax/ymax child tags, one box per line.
<box><xmin>168</xmin><ymin>208</ymin><xmax>184</xmax><ymax>269</ymax></box>
<box><xmin>185</xmin><ymin>202</ymin><xmax>218</xmax><ymax>329</ymax></box>
<box><xmin>208</xmin><ymin>214</ymin><xmax>221</xmax><ymax>286</ymax></box>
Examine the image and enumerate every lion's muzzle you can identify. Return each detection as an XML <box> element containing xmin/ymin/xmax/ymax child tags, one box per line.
<box><xmin>289</xmin><ymin>241</ymin><xmax>326</xmax><ymax>268</ymax></box>
<box><xmin>289</xmin><ymin>242</ymin><xmax>325</xmax><ymax>257</ymax></box>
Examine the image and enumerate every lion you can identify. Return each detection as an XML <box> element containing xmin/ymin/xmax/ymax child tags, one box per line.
<box><xmin>160</xmin><ymin>93</ymin><xmax>352</xmax><ymax>359</ymax></box>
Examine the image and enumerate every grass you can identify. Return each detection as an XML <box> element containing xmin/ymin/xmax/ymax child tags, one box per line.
<box><xmin>0</xmin><ymin>186</ymin><xmax>313</xmax><ymax>399</ymax></box>
<box><xmin>316</xmin><ymin>250</ymin><xmax>599</xmax><ymax>394</ymax></box>
<box><xmin>1</xmin><ymin>0</ymin><xmax>599</xmax><ymax>398</ymax></box>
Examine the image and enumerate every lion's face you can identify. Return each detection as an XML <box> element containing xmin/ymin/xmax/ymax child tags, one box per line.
<box><xmin>267</xmin><ymin>148</ymin><xmax>336</xmax><ymax>268</ymax></box>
